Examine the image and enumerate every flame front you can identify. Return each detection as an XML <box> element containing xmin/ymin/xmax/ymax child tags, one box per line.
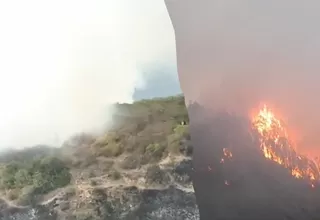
<box><xmin>252</xmin><ymin>105</ymin><xmax>320</xmax><ymax>187</ymax></box>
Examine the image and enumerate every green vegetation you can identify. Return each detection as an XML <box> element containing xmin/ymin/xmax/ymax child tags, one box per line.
<box><xmin>72</xmin><ymin>95</ymin><xmax>190</xmax><ymax>170</ymax></box>
<box><xmin>0</xmin><ymin>156</ymin><xmax>71</xmax><ymax>199</ymax></box>
<box><xmin>91</xmin><ymin>95</ymin><xmax>190</xmax><ymax>161</ymax></box>
<box><xmin>0</xmin><ymin>95</ymin><xmax>191</xmax><ymax>205</ymax></box>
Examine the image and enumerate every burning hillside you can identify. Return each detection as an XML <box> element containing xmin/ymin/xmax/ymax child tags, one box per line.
<box><xmin>251</xmin><ymin>105</ymin><xmax>320</xmax><ymax>188</ymax></box>
<box><xmin>190</xmin><ymin>102</ymin><xmax>320</xmax><ymax>220</ymax></box>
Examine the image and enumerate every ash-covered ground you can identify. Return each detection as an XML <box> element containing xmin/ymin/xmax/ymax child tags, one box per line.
<box><xmin>189</xmin><ymin>104</ymin><xmax>320</xmax><ymax>220</ymax></box>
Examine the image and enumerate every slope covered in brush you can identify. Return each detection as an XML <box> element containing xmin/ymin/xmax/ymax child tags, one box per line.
<box><xmin>0</xmin><ymin>95</ymin><xmax>197</xmax><ymax>220</ymax></box>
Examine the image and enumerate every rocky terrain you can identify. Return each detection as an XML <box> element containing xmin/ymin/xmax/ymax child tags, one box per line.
<box><xmin>0</xmin><ymin>95</ymin><xmax>199</xmax><ymax>220</ymax></box>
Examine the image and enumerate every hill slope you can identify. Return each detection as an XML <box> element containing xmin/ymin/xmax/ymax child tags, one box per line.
<box><xmin>0</xmin><ymin>95</ymin><xmax>198</xmax><ymax>220</ymax></box>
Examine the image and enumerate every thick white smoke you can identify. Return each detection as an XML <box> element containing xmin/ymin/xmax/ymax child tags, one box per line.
<box><xmin>0</xmin><ymin>0</ymin><xmax>176</xmax><ymax>148</ymax></box>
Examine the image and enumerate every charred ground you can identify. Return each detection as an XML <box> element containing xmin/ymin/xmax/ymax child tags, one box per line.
<box><xmin>188</xmin><ymin>105</ymin><xmax>320</xmax><ymax>220</ymax></box>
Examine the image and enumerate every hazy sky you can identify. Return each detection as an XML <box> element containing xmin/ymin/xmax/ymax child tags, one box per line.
<box><xmin>0</xmin><ymin>0</ymin><xmax>177</xmax><ymax>147</ymax></box>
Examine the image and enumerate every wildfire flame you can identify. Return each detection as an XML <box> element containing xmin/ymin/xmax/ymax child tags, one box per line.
<box><xmin>252</xmin><ymin>105</ymin><xmax>320</xmax><ymax>187</ymax></box>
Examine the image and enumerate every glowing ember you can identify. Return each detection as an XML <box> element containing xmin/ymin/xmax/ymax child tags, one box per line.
<box><xmin>252</xmin><ymin>105</ymin><xmax>320</xmax><ymax>187</ymax></box>
<box><xmin>223</xmin><ymin>148</ymin><xmax>233</xmax><ymax>159</ymax></box>
<box><xmin>220</xmin><ymin>148</ymin><xmax>232</xmax><ymax>165</ymax></box>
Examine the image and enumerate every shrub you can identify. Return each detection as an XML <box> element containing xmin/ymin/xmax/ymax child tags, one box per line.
<box><xmin>141</xmin><ymin>143</ymin><xmax>166</xmax><ymax>164</ymax></box>
<box><xmin>120</xmin><ymin>154</ymin><xmax>141</xmax><ymax>170</ymax></box>
<box><xmin>31</xmin><ymin>157</ymin><xmax>71</xmax><ymax>194</ymax></box>
<box><xmin>173</xmin><ymin>124</ymin><xmax>189</xmax><ymax>137</ymax></box>
<box><xmin>16</xmin><ymin>185</ymin><xmax>37</xmax><ymax>206</ymax></box>
<box><xmin>91</xmin><ymin>135</ymin><xmax>123</xmax><ymax>158</ymax></box>
<box><xmin>145</xmin><ymin>143</ymin><xmax>165</xmax><ymax>158</ymax></box>
<box><xmin>90</xmin><ymin>180</ymin><xmax>97</xmax><ymax>186</ymax></box>
<box><xmin>63</xmin><ymin>186</ymin><xmax>76</xmax><ymax>200</ymax></box>
<box><xmin>110</xmin><ymin>170</ymin><xmax>121</xmax><ymax>180</ymax></box>
<box><xmin>90</xmin><ymin>132</ymin><xmax>124</xmax><ymax>158</ymax></box>
<box><xmin>167</xmin><ymin>124</ymin><xmax>190</xmax><ymax>155</ymax></box>
<box><xmin>0</xmin><ymin>156</ymin><xmax>71</xmax><ymax>196</ymax></box>
<box><xmin>179</xmin><ymin>143</ymin><xmax>193</xmax><ymax>156</ymax></box>
<box><xmin>98</xmin><ymin>144</ymin><xmax>123</xmax><ymax>157</ymax></box>
<box><xmin>167</xmin><ymin>134</ymin><xmax>181</xmax><ymax>155</ymax></box>
<box><xmin>145</xmin><ymin>165</ymin><xmax>170</xmax><ymax>185</ymax></box>
<box><xmin>172</xmin><ymin>159</ymin><xmax>193</xmax><ymax>184</ymax></box>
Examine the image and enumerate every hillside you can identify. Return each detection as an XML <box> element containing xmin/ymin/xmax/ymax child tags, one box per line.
<box><xmin>0</xmin><ymin>95</ymin><xmax>198</xmax><ymax>220</ymax></box>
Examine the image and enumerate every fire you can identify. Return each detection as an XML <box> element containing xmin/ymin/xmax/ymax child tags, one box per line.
<box><xmin>220</xmin><ymin>148</ymin><xmax>232</xmax><ymax>164</ymax></box>
<box><xmin>223</xmin><ymin>148</ymin><xmax>233</xmax><ymax>159</ymax></box>
<box><xmin>252</xmin><ymin>105</ymin><xmax>320</xmax><ymax>187</ymax></box>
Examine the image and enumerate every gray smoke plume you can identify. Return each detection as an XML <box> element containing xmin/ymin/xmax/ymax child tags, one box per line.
<box><xmin>165</xmin><ymin>1</ymin><xmax>320</xmax><ymax>219</ymax></box>
<box><xmin>165</xmin><ymin>0</ymin><xmax>320</xmax><ymax>156</ymax></box>
<box><xmin>0</xmin><ymin>0</ymin><xmax>176</xmax><ymax>148</ymax></box>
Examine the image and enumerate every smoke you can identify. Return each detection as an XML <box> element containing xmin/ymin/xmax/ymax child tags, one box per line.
<box><xmin>0</xmin><ymin>0</ymin><xmax>176</xmax><ymax>148</ymax></box>
<box><xmin>165</xmin><ymin>0</ymin><xmax>320</xmax><ymax>155</ymax></box>
<box><xmin>165</xmin><ymin>2</ymin><xmax>320</xmax><ymax>219</ymax></box>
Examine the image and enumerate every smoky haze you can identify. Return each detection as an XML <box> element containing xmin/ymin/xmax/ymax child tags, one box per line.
<box><xmin>166</xmin><ymin>0</ymin><xmax>320</xmax><ymax>219</ymax></box>
<box><xmin>0</xmin><ymin>0</ymin><xmax>176</xmax><ymax>148</ymax></box>
<box><xmin>165</xmin><ymin>0</ymin><xmax>320</xmax><ymax>156</ymax></box>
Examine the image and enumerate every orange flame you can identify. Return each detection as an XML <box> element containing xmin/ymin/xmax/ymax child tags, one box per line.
<box><xmin>252</xmin><ymin>105</ymin><xmax>320</xmax><ymax>187</ymax></box>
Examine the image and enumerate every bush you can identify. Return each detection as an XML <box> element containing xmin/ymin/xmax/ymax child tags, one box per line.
<box><xmin>16</xmin><ymin>185</ymin><xmax>37</xmax><ymax>206</ymax></box>
<box><xmin>179</xmin><ymin>142</ymin><xmax>193</xmax><ymax>156</ymax></box>
<box><xmin>63</xmin><ymin>186</ymin><xmax>76</xmax><ymax>200</ymax></box>
<box><xmin>110</xmin><ymin>170</ymin><xmax>121</xmax><ymax>180</ymax></box>
<box><xmin>120</xmin><ymin>155</ymin><xmax>141</xmax><ymax>170</ymax></box>
<box><xmin>98</xmin><ymin>144</ymin><xmax>123</xmax><ymax>157</ymax></box>
<box><xmin>90</xmin><ymin>180</ymin><xmax>97</xmax><ymax>186</ymax></box>
<box><xmin>141</xmin><ymin>143</ymin><xmax>166</xmax><ymax>165</ymax></box>
<box><xmin>145</xmin><ymin>165</ymin><xmax>170</xmax><ymax>185</ymax></box>
<box><xmin>91</xmin><ymin>134</ymin><xmax>123</xmax><ymax>158</ymax></box>
<box><xmin>167</xmin><ymin>134</ymin><xmax>181</xmax><ymax>155</ymax></box>
<box><xmin>167</xmin><ymin>125</ymin><xmax>190</xmax><ymax>155</ymax></box>
<box><xmin>172</xmin><ymin>159</ymin><xmax>193</xmax><ymax>184</ymax></box>
<box><xmin>146</xmin><ymin>143</ymin><xmax>165</xmax><ymax>159</ymax></box>
<box><xmin>0</xmin><ymin>162</ymin><xmax>20</xmax><ymax>189</ymax></box>
<box><xmin>0</xmin><ymin>156</ymin><xmax>71</xmax><ymax>196</ymax></box>
<box><xmin>31</xmin><ymin>157</ymin><xmax>71</xmax><ymax>194</ymax></box>
<box><xmin>173</xmin><ymin>124</ymin><xmax>189</xmax><ymax>136</ymax></box>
